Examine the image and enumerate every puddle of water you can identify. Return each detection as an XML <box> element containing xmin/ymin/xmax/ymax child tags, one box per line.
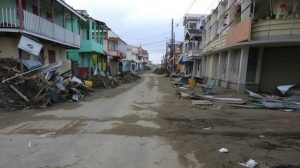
<box><xmin>79</xmin><ymin>121</ymin><xmax>124</xmax><ymax>133</ymax></box>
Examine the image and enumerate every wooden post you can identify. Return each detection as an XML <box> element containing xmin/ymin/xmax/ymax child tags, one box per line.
<box><xmin>10</xmin><ymin>85</ymin><xmax>29</xmax><ymax>102</ymax></box>
<box><xmin>37</xmin><ymin>0</ymin><xmax>40</xmax><ymax>16</ymax></box>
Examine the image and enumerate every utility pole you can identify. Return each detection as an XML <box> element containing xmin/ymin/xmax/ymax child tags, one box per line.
<box><xmin>173</xmin><ymin>33</ymin><xmax>176</xmax><ymax>73</ymax></box>
<box><xmin>171</xmin><ymin>18</ymin><xmax>174</xmax><ymax>72</ymax></box>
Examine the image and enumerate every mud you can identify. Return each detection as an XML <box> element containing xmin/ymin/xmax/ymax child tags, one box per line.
<box><xmin>0</xmin><ymin>73</ymin><xmax>300</xmax><ymax>168</ymax></box>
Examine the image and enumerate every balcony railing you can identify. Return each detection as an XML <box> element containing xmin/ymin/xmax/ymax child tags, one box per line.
<box><xmin>203</xmin><ymin>35</ymin><xmax>227</xmax><ymax>52</ymax></box>
<box><xmin>0</xmin><ymin>8</ymin><xmax>80</xmax><ymax>48</ymax></box>
<box><xmin>251</xmin><ymin>18</ymin><xmax>300</xmax><ymax>41</ymax></box>
<box><xmin>188</xmin><ymin>49</ymin><xmax>202</xmax><ymax>57</ymax></box>
<box><xmin>0</xmin><ymin>8</ymin><xmax>19</xmax><ymax>28</ymax></box>
<box><xmin>23</xmin><ymin>10</ymin><xmax>80</xmax><ymax>47</ymax></box>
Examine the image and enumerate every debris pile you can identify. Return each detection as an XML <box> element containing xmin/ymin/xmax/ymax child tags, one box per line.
<box><xmin>246</xmin><ymin>88</ymin><xmax>300</xmax><ymax>110</ymax></box>
<box><xmin>118</xmin><ymin>74</ymin><xmax>140</xmax><ymax>83</ymax></box>
<box><xmin>153</xmin><ymin>68</ymin><xmax>170</xmax><ymax>75</ymax></box>
<box><xmin>91</xmin><ymin>75</ymin><xmax>119</xmax><ymax>89</ymax></box>
<box><xmin>0</xmin><ymin>58</ymin><xmax>93</xmax><ymax>111</ymax></box>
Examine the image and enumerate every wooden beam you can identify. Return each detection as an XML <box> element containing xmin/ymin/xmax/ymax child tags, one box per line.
<box><xmin>10</xmin><ymin>85</ymin><xmax>30</xmax><ymax>102</ymax></box>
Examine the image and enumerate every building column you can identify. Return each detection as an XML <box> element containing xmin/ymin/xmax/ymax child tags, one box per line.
<box><xmin>217</xmin><ymin>53</ymin><xmax>222</xmax><ymax>86</ymax></box>
<box><xmin>225</xmin><ymin>51</ymin><xmax>232</xmax><ymax>88</ymax></box>
<box><xmin>255</xmin><ymin>47</ymin><xmax>264</xmax><ymax>84</ymax></box>
<box><xmin>238</xmin><ymin>46</ymin><xmax>250</xmax><ymax>92</ymax></box>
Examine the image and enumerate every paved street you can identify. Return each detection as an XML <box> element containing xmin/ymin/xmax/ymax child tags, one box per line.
<box><xmin>1</xmin><ymin>73</ymin><xmax>300</xmax><ymax>168</ymax></box>
<box><xmin>0</xmin><ymin>74</ymin><xmax>201</xmax><ymax>168</ymax></box>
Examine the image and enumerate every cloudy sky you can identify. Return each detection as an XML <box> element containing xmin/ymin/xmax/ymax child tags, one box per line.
<box><xmin>65</xmin><ymin>0</ymin><xmax>219</xmax><ymax>64</ymax></box>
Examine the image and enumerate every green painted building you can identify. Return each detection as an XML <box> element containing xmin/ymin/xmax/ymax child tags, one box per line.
<box><xmin>67</xmin><ymin>10</ymin><xmax>109</xmax><ymax>77</ymax></box>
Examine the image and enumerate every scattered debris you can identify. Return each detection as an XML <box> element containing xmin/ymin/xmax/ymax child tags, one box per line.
<box><xmin>191</xmin><ymin>94</ymin><xmax>245</xmax><ymax>105</ymax></box>
<box><xmin>246</xmin><ymin>90</ymin><xmax>265</xmax><ymax>99</ymax></box>
<box><xmin>218</xmin><ymin>148</ymin><xmax>229</xmax><ymax>153</ymax></box>
<box><xmin>277</xmin><ymin>85</ymin><xmax>295</xmax><ymax>96</ymax></box>
<box><xmin>38</xmin><ymin>132</ymin><xmax>56</xmax><ymax>139</ymax></box>
<box><xmin>239</xmin><ymin>159</ymin><xmax>258</xmax><ymax>168</ymax></box>
<box><xmin>179</xmin><ymin>92</ymin><xmax>190</xmax><ymax>99</ymax></box>
<box><xmin>246</xmin><ymin>89</ymin><xmax>300</xmax><ymax>110</ymax></box>
<box><xmin>203</xmin><ymin>127</ymin><xmax>211</xmax><ymax>130</ymax></box>
<box><xmin>0</xmin><ymin>58</ymin><xmax>125</xmax><ymax>111</ymax></box>
<box><xmin>192</xmin><ymin>100</ymin><xmax>213</xmax><ymax>105</ymax></box>
<box><xmin>153</xmin><ymin>68</ymin><xmax>170</xmax><ymax>75</ymax></box>
<box><xmin>229</xmin><ymin>104</ymin><xmax>262</xmax><ymax>109</ymax></box>
<box><xmin>27</xmin><ymin>141</ymin><xmax>32</xmax><ymax>148</ymax></box>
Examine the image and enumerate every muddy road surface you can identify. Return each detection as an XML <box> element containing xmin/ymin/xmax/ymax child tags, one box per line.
<box><xmin>0</xmin><ymin>73</ymin><xmax>300</xmax><ymax>168</ymax></box>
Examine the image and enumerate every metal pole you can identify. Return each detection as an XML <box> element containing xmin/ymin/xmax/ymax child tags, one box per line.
<box><xmin>171</xmin><ymin>18</ymin><xmax>174</xmax><ymax>72</ymax></box>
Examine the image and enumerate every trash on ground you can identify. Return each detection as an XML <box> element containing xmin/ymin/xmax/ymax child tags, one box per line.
<box><xmin>192</xmin><ymin>100</ymin><xmax>213</xmax><ymax>105</ymax></box>
<box><xmin>218</xmin><ymin>148</ymin><xmax>229</xmax><ymax>153</ymax></box>
<box><xmin>203</xmin><ymin>127</ymin><xmax>211</xmax><ymax>130</ymax></box>
<box><xmin>239</xmin><ymin>159</ymin><xmax>258</xmax><ymax>168</ymax></box>
<box><xmin>27</xmin><ymin>141</ymin><xmax>32</xmax><ymax>148</ymax></box>
<box><xmin>191</xmin><ymin>94</ymin><xmax>245</xmax><ymax>104</ymax></box>
<box><xmin>277</xmin><ymin>85</ymin><xmax>295</xmax><ymax>96</ymax></box>
<box><xmin>38</xmin><ymin>132</ymin><xmax>56</xmax><ymax>139</ymax></box>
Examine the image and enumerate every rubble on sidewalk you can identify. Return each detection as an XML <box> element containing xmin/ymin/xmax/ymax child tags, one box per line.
<box><xmin>153</xmin><ymin>68</ymin><xmax>170</xmax><ymax>75</ymax></box>
<box><xmin>91</xmin><ymin>75</ymin><xmax>119</xmax><ymax>89</ymax></box>
<box><xmin>246</xmin><ymin>87</ymin><xmax>300</xmax><ymax>110</ymax></box>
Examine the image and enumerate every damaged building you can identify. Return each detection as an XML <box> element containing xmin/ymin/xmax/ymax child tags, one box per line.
<box><xmin>0</xmin><ymin>0</ymin><xmax>86</xmax><ymax>72</ymax></box>
<box><xmin>201</xmin><ymin>0</ymin><xmax>300</xmax><ymax>93</ymax></box>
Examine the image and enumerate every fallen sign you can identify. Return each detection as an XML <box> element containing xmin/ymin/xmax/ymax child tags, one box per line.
<box><xmin>191</xmin><ymin>94</ymin><xmax>246</xmax><ymax>105</ymax></box>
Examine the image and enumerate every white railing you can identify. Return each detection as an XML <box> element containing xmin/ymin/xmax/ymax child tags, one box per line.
<box><xmin>203</xmin><ymin>34</ymin><xmax>227</xmax><ymax>52</ymax></box>
<box><xmin>23</xmin><ymin>10</ymin><xmax>80</xmax><ymax>47</ymax></box>
<box><xmin>251</xmin><ymin>18</ymin><xmax>300</xmax><ymax>41</ymax></box>
<box><xmin>188</xmin><ymin>49</ymin><xmax>202</xmax><ymax>57</ymax></box>
<box><xmin>0</xmin><ymin>8</ymin><xmax>18</xmax><ymax>28</ymax></box>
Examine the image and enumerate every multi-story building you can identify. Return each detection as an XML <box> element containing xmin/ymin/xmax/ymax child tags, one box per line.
<box><xmin>126</xmin><ymin>45</ymin><xmax>142</xmax><ymax>72</ymax></box>
<box><xmin>182</xmin><ymin>14</ymin><xmax>206</xmax><ymax>77</ymax></box>
<box><xmin>202</xmin><ymin>0</ymin><xmax>300</xmax><ymax>93</ymax></box>
<box><xmin>0</xmin><ymin>0</ymin><xmax>85</xmax><ymax>72</ymax></box>
<box><xmin>67</xmin><ymin>10</ymin><xmax>109</xmax><ymax>77</ymax></box>
<box><xmin>105</xmin><ymin>30</ymin><xmax>127</xmax><ymax>76</ymax></box>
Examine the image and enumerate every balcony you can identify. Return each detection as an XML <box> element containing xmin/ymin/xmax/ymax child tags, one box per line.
<box><xmin>108</xmin><ymin>50</ymin><xmax>125</xmax><ymax>59</ymax></box>
<box><xmin>0</xmin><ymin>8</ymin><xmax>80</xmax><ymax>48</ymax></box>
<box><xmin>188</xmin><ymin>49</ymin><xmax>202</xmax><ymax>57</ymax></box>
<box><xmin>79</xmin><ymin>39</ymin><xmax>103</xmax><ymax>53</ymax></box>
<box><xmin>251</xmin><ymin>18</ymin><xmax>300</xmax><ymax>41</ymax></box>
<box><xmin>203</xmin><ymin>35</ymin><xmax>227</xmax><ymax>52</ymax></box>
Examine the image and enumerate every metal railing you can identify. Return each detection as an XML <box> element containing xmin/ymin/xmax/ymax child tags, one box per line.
<box><xmin>0</xmin><ymin>8</ymin><xmax>18</xmax><ymax>28</ymax></box>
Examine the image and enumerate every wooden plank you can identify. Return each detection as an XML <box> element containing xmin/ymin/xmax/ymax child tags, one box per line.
<box><xmin>10</xmin><ymin>85</ymin><xmax>29</xmax><ymax>102</ymax></box>
<box><xmin>192</xmin><ymin>100</ymin><xmax>213</xmax><ymax>105</ymax></box>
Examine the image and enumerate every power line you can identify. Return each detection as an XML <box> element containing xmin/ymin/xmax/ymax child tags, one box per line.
<box><xmin>141</xmin><ymin>40</ymin><xmax>166</xmax><ymax>46</ymax></box>
<box><xmin>124</xmin><ymin>32</ymin><xmax>170</xmax><ymax>41</ymax></box>
<box><xmin>205</xmin><ymin>0</ymin><xmax>219</xmax><ymax>14</ymax></box>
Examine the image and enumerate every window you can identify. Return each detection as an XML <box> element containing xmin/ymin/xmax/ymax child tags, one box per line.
<box><xmin>189</xmin><ymin>23</ymin><xmax>197</xmax><ymax>29</ymax></box>
<box><xmin>109</xmin><ymin>40</ymin><xmax>117</xmax><ymax>50</ymax></box>
<box><xmin>48</xmin><ymin>50</ymin><xmax>56</xmax><ymax>64</ymax></box>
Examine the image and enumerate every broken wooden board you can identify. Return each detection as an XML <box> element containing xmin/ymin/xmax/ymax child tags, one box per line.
<box><xmin>192</xmin><ymin>100</ymin><xmax>213</xmax><ymax>105</ymax></box>
<box><xmin>10</xmin><ymin>85</ymin><xmax>29</xmax><ymax>102</ymax></box>
<box><xmin>192</xmin><ymin>94</ymin><xmax>246</xmax><ymax>104</ymax></box>
<box><xmin>229</xmin><ymin>104</ymin><xmax>263</xmax><ymax>109</ymax></box>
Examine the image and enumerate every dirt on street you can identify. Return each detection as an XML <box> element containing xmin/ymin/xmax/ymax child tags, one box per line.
<box><xmin>0</xmin><ymin>73</ymin><xmax>300</xmax><ymax>168</ymax></box>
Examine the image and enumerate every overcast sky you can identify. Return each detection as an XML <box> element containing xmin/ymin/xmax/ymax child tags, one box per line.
<box><xmin>65</xmin><ymin>0</ymin><xmax>219</xmax><ymax>64</ymax></box>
